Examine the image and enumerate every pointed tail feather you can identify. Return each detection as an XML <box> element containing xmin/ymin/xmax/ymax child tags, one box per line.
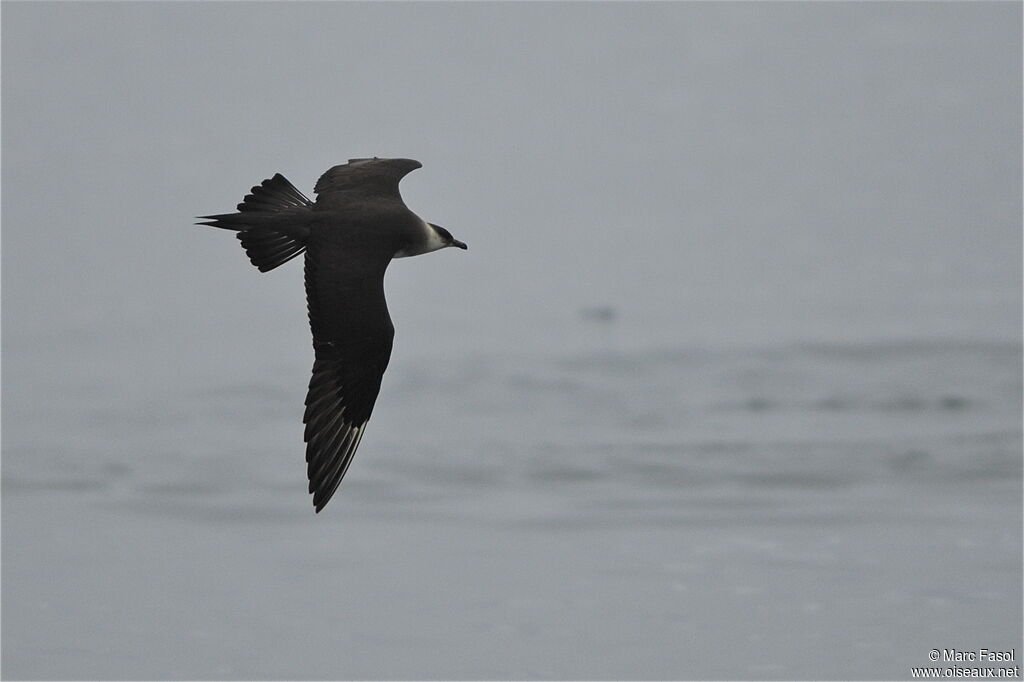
<box><xmin>196</xmin><ymin>173</ymin><xmax>313</xmax><ymax>272</ymax></box>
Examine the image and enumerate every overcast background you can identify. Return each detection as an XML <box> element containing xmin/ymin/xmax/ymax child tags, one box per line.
<box><xmin>3</xmin><ymin>3</ymin><xmax>1021</xmax><ymax>680</ymax></box>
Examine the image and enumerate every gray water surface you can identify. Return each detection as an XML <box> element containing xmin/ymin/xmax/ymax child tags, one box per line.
<box><xmin>3</xmin><ymin>3</ymin><xmax>1021</xmax><ymax>680</ymax></box>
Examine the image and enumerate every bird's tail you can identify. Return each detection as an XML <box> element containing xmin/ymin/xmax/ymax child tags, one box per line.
<box><xmin>197</xmin><ymin>173</ymin><xmax>313</xmax><ymax>273</ymax></box>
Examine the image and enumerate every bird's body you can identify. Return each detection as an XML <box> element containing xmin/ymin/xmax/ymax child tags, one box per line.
<box><xmin>198</xmin><ymin>158</ymin><xmax>466</xmax><ymax>512</ymax></box>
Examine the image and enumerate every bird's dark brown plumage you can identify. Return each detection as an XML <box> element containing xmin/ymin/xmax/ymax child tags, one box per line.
<box><xmin>197</xmin><ymin>158</ymin><xmax>463</xmax><ymax>512</ymax></box>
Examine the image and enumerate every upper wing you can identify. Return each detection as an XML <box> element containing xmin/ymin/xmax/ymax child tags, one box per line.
<box><xmin>313</xmin><ymin>157</ymin><xmax>422</xmax><ymax>210</ymax></box>
<box><xmin>302</xmin><ymin>238</ymin><xmax>395</xmax><ymax>512</ymax></box>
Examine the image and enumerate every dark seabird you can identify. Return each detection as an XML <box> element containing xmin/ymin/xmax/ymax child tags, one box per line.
<box><xmin>197</xmin><ymin>158</ymin><xmax>467</xmax><ymax>512</ymax></box>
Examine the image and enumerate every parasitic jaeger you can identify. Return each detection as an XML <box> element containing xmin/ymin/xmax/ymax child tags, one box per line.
<box><xmin>198</xmin><ymin>158</ymin><xmax>467</xmax><ymax>512</ymax></box>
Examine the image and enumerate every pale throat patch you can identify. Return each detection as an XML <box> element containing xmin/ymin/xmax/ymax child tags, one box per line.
<box><xmin>394</xmin><ymin>218</ymin><xmax>447</xmax><ymax>258</ymax></box>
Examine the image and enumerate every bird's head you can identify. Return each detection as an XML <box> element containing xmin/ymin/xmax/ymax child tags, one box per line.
<box><xmin>393</xmin><ymin>221</ymin><xmax>468</xmax><ymax>258</ymax></box>
<box><xmin>429</xmin><ymin>223</ymin><xmax>468</xmax><ymax>251</ymax></box>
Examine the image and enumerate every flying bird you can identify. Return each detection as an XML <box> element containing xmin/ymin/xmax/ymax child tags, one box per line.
<box><xmin>197</xmin><ymin>158</ymin><xmax>467</xmax><ymax>512</ymax></box>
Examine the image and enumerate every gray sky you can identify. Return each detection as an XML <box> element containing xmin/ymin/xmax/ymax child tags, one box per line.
<box><xmin>3</xmin><ymin>2</ymin><xmax>1020</xmax><ymax>369</ymax></box>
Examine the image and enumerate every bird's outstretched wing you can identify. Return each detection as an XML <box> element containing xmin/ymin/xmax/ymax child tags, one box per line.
<box><xmin>313</xmin><ymin>157</ymin><xmax>422</xmax><ymax>209</ymax></box>
<box><xmin>302</xmin><ymin>237</ymin><xmax>395</xmax><ymax>512</ymax></box>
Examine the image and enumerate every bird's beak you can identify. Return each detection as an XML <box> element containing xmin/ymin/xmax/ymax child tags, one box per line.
<box><xmin>451</xmin><ymin>239</ymin><xmax>468</xmax><ymax>250</ymax></box>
